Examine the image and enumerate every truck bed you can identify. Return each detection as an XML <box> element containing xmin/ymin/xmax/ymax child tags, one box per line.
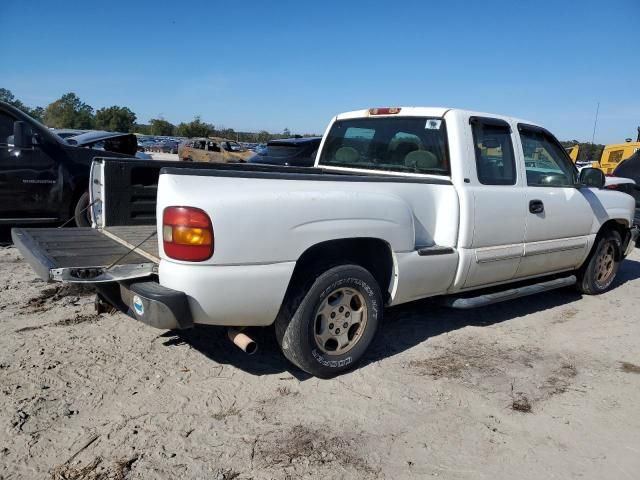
<box><xmin>12</xmin><ymin>227</ymin><xmax>157</xmax><ymax>283</ymax></box>
<box><xmin>103</xmin><ymin>225</ymin><xmax>159</xmax><ymax>260</ymax></box>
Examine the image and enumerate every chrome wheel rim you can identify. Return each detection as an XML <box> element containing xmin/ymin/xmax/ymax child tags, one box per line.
<box><xmin>594</xmin><ymin>240</ymin><xmax>616</xmax><ymax>287</ymax></box>
<box><xmin>313</xmin><ymin>287</ymin><xmax>368</xmax><ymax>356</ymax></box>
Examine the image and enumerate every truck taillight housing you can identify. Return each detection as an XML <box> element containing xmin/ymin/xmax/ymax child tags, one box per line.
<box><xmin>369</xmin><ymin>107</ymin><xmax>401</xmax><ymax>115</ymax></box>
<box><xmin>162</xmin><ymin>206</ymin><xmax>213</xmax><ymax>261</ymax></box>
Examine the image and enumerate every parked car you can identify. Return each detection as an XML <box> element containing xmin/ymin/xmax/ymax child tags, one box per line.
<box><xmin>178</xmin><ymin>137</ymin><xmax>253</xmax><ymax>162</ymax></box>
<box><xmin>12</xmin><ymin>106</ymin><xmax>638</xmax><ymax>378</ymax></box>
<box><xmin>67</xmin><ymin>130</ymin><xmax>151</xmax><ymax>160</ymax></box>
<box><xmin>248</xmin><ymin>137</ymin><xmax>321</xmax><ymax>167</ymax></box>
<box><xmin>0</xmin><ymin>101</ymin><xmax>135</xmax><ymax>227</ymax></box>
<box><xmin>610</xmin><ymin>151</ymin><xmax>640</xmax><ymax>224</ymax></box>
<box><xmin>52</xmin><ymin>128</ymin><xmax>87</xmax><ymax>139</ymax></box>
<box><xmin>148</xmin><ymin>139</ymin><xmax>180</xmax><ymax>154</ymax></box>
<box><xmin>66</xmin><ymin>130</ymin><xmax>138</xmax><ymax>153</ymax></box>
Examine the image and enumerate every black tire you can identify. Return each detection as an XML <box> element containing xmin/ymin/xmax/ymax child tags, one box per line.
<box><xmin>576</xmin><ymin>229</ymin><xmax>622</xmax><ymax>295</ymax></box>
<box><xmin>74</xmin><ymin>192</ymin><xmax>91</xmax><ymax>227</ymax></box>
<box><xmin>275</xmin><ymin>264</ymin><xmax>383</xmax><ymax>378</ymax></box>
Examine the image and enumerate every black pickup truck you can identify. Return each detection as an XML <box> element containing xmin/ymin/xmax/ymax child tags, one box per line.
<box><xmin>0</xmin><ymin>101</ymin><xmax>135</xmax><ymax>226</ymax></box>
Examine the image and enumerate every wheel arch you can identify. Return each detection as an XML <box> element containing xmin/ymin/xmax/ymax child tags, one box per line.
<box><xmin>282</xmin><ymin>237</ymin><xmax>396</xmax><ymax>307</ymax></box>
<box><xmin>582</xmin><ymin>219</ymin><xmax>628</xmax><ymax>266</ymax></box>
<box><xmin>599</xmin><ymin>219</ymin><xmax>628</xmax><ymax>258</ymax></box>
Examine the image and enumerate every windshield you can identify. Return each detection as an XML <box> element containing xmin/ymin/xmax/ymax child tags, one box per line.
<box><xmin>318</xmin><ymin>117</ymin><xmax>449</xmax><ymax>175</ymax></box>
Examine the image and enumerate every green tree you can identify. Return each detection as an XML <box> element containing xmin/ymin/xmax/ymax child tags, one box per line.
<box><xmin>219</xmin><ymin>127</ymin><xmax>236</xmax><ymax>140</ymax></box>
<box><xmin>94</xmin><ymin>106</ymin><xmax>136</xmax><ymax>132</ymax></box>
<box><xmin>133</xmin><ymin>123</ymin><xmax>152</xmax><ymax>135</ymax></box>
<box><xmin>256</xmin><ymin>130</ymin><xmax>270</xmax><ymax>143</ymax></box>
<box><xmin>44</xmin><ymin>92</ymin><xmax>94</xmax><ymax>129</ymax></box>
<box><xmin>283</xmin><ymin>127</ymin><xmax>291</xmax><ymax>137</ymax></box>
<box><xmin>149</xmin><ymin>118</ymin><xmax>175</xmax><ymax>136</ymax></box>
<box><xmin>0</xmin><ymin>88</ymin><xmax>45</xmax><ymax>122</ymax></box>
<box><xmin>176</xmin><ymin>116</ymin><xmax>214</xmax><ymax>138</ymax></box>
<box><xmin>581</xmin><ymin>143</ymin><xmax>605</xmax><ymax>163</ymax></box>
<box><xmin>28</xmin><ymin>106</ymin><xmax>45</xmax><ymax>122</ymax></box>
<box><xmin>0</xmin><ymin>88</ymin><xmax>27</xmax><ymax>111</ymax></box>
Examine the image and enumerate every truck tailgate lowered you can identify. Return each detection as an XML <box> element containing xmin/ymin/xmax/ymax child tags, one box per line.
<box><xmin>11</xmin><ymin>227</ymin><xmax>157</xmax><ymax>283</ymax></box>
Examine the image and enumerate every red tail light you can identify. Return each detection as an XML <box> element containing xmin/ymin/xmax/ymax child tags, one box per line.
<box><xmin>162</xmin><ymin>206</ymin><xmax>213</xmax><ymax>261</ymax></box>
<box><xmin>369</xmin><ymin>107</ymin><xmax>401</xmax><ymax>115</ymax></box>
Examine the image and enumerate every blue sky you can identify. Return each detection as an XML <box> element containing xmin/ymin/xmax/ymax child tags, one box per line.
<box><xmin>1</xmin><ymin>0</ymin><xmax>638</xmax><ymax>142</ymax></box>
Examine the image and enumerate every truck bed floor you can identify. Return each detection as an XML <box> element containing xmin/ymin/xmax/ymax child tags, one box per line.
<box><xmin>103</xmin><ymin>225</ymin><xmax>159</xmax><ymax>260</ymax></box>
<box><xmin>13</xmin><ymin>228</ymin><xmax>155</xmax><ymax>269</ymax></box>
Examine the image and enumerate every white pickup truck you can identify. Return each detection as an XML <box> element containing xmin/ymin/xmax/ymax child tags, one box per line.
<box><xmin>12</xmin><ymin>107</ymin><xmax>639</xmax><ymax>377</ymax></box>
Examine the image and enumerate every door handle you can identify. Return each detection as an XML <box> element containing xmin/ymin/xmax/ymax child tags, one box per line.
<box><xmin>529</xmin><ymin>199</ymin><xmax>544</xmax><ymax>214</ymax></box>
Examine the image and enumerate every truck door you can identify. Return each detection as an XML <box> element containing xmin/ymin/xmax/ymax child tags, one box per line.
<box><xmin>461</xmin><ymin>117</ymin><xmax>527</xmax><ymax>288</ymax></box>
<box><xmin>0</xmin><ymin>112</ymin><xmax>59</xmax><ymax>222</ymax></box>
<box><xmin>515</xmin><ymin>125</ymin><xmax>593</xmax><ymax>278</ymax></box>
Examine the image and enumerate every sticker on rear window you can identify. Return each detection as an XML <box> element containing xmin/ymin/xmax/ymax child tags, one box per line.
<box><xmin>425</xmin><ymin>119</ymin><xmax>441</xmax><ymax>130</ymax></box>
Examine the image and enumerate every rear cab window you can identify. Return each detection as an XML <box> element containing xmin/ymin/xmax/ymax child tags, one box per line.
<box><xmin>318</xmin><ymin>117</ymin><xmax>449</xmax><ymax>175</ymax></box>
<box><xmin>470</xmin><ymin>117</ymin><xmax>516</xmax><ymax>185</ymax></box>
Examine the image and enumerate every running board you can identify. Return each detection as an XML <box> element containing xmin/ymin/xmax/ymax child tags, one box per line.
<box><xmin>441</xmin><ymin>276</ymin><xmax>576</xmax><ymax>309</ymax></box>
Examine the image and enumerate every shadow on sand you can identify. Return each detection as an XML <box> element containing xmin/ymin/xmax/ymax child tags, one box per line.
<box><xmin>161</xmin><ymin>258</ymin><xmax>640</xmax><ymax>380</ymax></box>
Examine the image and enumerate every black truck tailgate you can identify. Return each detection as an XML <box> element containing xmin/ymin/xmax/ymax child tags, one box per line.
<box><xmin>11</xmin><ymin>227</ymin><xmax>157</xmax><ymax>283</ymax></box>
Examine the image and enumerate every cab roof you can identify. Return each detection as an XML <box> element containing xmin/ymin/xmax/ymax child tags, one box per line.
<box><xmin>334</xmin><ymin>106</ymin><xmax>540</xmax><ymax>129</ymax></box>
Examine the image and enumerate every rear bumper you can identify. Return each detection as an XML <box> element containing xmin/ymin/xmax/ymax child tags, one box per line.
<box><xmin>159</xmin><ymin>260</ymin><xmax>296</xmax><ymax>327</ymax></box>
<box><xmin>119</xmin><ymin>281</ymin><xmax>193</xmax><ymax>330</ymax></box>
<box><xmin>116</xmin><ymin>259</ymin><xmax>295</xmax><ymax>328</ymax></box>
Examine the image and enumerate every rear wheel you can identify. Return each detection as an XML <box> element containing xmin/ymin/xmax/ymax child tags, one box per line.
<box><xmin>275</xmin><ymin>264</ymin><xmax>382</xmax><ymax>378</ymax></box>
<box><xmin>576</xmin><ymin>230</ymin><xmax>622</xmax><ymax>294</ymax></box>
<box><xmin>73</xmin><ymin>192</ymin><xmax>91</xmax><ymax>227</ymax></box>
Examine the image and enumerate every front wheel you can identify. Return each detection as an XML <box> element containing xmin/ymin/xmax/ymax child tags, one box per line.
<box><xmin>275</xmin><ymin>264</ymin><xmax>383</xmax><ymax>378</ymax></box>
<box><xmin>576</xmin><ymin>230</ymin><xmax>622</xmax><ymax>294</ymax></box>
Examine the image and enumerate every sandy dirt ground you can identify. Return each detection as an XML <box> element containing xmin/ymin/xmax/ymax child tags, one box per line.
<box><xmin>1</xmin><ymin>241</ymin><xmax>640</xmax><ymax>480</ymax></box>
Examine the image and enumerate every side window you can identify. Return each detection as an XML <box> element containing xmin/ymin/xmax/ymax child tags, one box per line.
<box><xmin>519</xmin><ymin>127</ymin><xmax>577</xmax><ymax>187</ymax></box>
<box><xmin>0</xmin><ymin>112</ymin><xmax>15</xmax><ymax>145</ymax></box>
<box><xmin>471</xmin><ymin>118</ymin><xmax>516</xmax><ymax>185</ymax></box>
<box><xmin>607</xmin><ymin>150</ymin><xmax>624</xmax><ymax>164</ymax></box>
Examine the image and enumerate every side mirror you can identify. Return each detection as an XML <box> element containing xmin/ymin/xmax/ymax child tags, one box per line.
<box><xmin>579</xmin><ymin>167</ymin><xmax>605</xmax><ymax>188</ymax></box>
<box><xmin>13</xmin><ymin>121</ymin><xmax>33</xmax><ymax>149</ymax></box>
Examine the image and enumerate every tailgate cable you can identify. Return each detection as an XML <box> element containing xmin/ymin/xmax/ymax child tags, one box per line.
<box><xmin>57</xmin><ymin>198</ymin><xmax>99</xmax><ymax>229</ymax></box>
<box><xmin>105</xmin><ymin>230</ymin><xmax>158</xmax><ymax>271</ymax></box>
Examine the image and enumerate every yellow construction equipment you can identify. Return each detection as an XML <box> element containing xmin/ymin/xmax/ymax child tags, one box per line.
<box><xmin>566</xmin><ymin>145</ymin><xmax>580</xmax><ymax>162</ymax></box>
<box><xmin>567</xmin><ymin>128</ymin><xmax>640</xmax><ymax>174</ymax></box>
<box><xmin>597</xmin><ymin>142</ymin><xmax>640</xmax><ymax>174</ymax></box>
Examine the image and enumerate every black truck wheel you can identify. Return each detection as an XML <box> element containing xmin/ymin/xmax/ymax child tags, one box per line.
<box><xmin>275</xmin><ymin>264</ymin><xmax>382</xmax><ymax>378</ymax></box>
<box><xmin>74</xmin><ymin>192</ymin><xmax>91</xmax><ymax>227</ymax></box>
<box><xmin>576</xmin><ymin>229</ymin><xmax>622</xmax><ymax>295</ymax></box>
